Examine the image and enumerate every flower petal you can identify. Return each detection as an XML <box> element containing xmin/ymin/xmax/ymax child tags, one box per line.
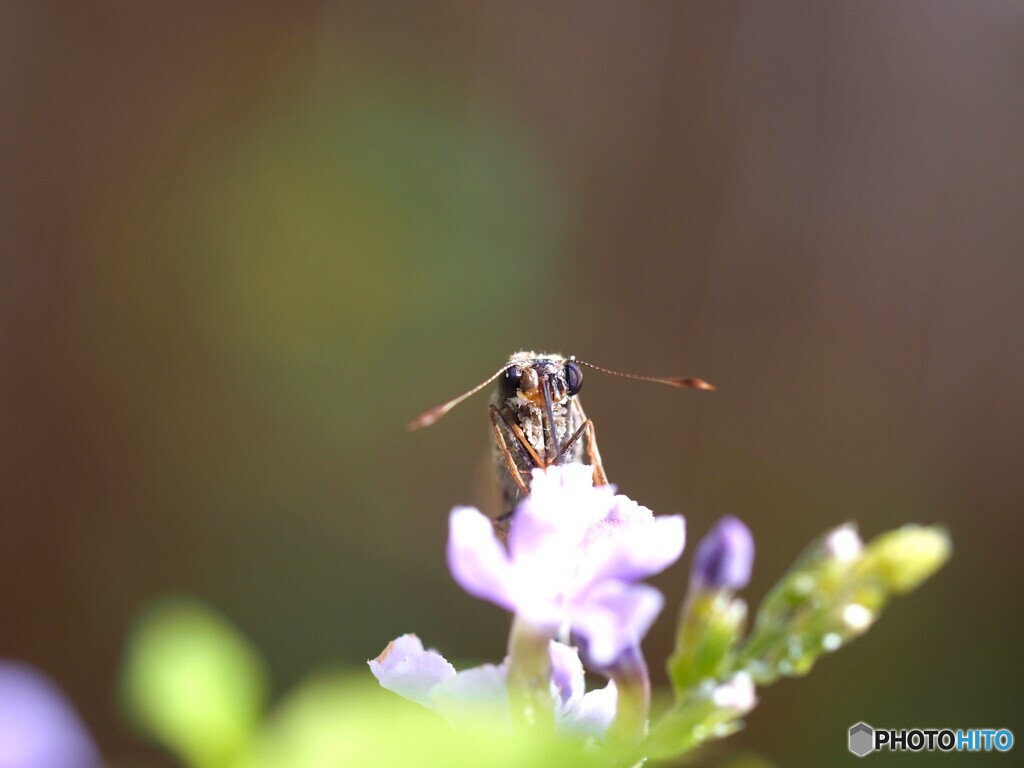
<box><xmin>509</xmin><ymin>468</ymin><xmax>608</xmax><ymax>560</ymax></box>
<box><xmin>367</xmin><ymin>634</ymin><xmax>425</xmax><ymax>676</ymax></box>
<box><xmin>569</xmin><ymin>582</ymin><xmax>665</xmax><ymax>666</ymax></box>
<box><xmin>431</xmin><ymin>663</ymin><xmax>509</xmax><ymax>729</ymax></box>
<box><xmin>0</xmin><ymin>661</ymin><xmax>101</xmax><ymax>768</ymax></box>
<box><xmin>368</xmin><ymin>635</ymin><xmax>456</xmax><ymax>710</ymax></box>
<box><xmin>503</xmin><ymin>469</ymin><xmax>615</xmax><ymax>626</ymax></box>
<box><xmin>506</xmin><ymin>494</ymin><xmax>567</xmax><ymax>573</ymax></box>
<box><xmin>547</xmin><ymin>641</ymin><xmax>584</xmax><ymax>715</ymax></box>
<box><xmin>527</xmin><ymin>464</ymin><xmax>607</xmax><ymax>511</ymax></box>
<box><xmin>447</xmin><ymin>506</ymin><xmax>515</xmax><ymax>610</ymax></box>
<box><xmin>578</xmin><ymin>500</ymin><xmax>685</xmax><ymax>585</ymax></box>
<box><xmin>557</xmin><ymin>680</ymin><xmax>618</xmax><ymax>739</ymax></box>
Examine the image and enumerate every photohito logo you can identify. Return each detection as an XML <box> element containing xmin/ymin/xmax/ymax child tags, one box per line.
<box><xmin>848</xmin><ymin>722</ymin><xmax>1014</xmax><ymax>757</ymax></box>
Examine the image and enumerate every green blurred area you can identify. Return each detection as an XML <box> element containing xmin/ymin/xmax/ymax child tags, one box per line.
<box><xmin>2</xmin><ymin>2</ymin><xmax>1022</xmax><ymax>766</ymax></box>
<box><xmin>120</xmin><ymin>598</ymin><xmax>593</xmax><ymax>768</ymax></box>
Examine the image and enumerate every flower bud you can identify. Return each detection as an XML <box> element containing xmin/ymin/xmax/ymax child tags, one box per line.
<box><xmin>823</xmin><ymin>524</ymin><xmax>863</xmax><ymax>562</ymax></box>
<box><xmin>691</xmin><ymin>516</ymin><xmax>755</xmax><ymax>592</ymax></box>
<box><xmin>856</xmin><ymin>524</ymin><xmax>951</xmax><ymax>593</ymax></box>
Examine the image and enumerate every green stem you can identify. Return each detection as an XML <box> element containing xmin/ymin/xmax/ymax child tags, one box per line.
<box><xmin>608</xmin><ymin>645</ymin><xmax>651</xmax><ymax>745</ymax></box>
<box><xmin>506</xmin><ymin>615</ymin><xmax>555</xmax><ymax>731</ymax></box>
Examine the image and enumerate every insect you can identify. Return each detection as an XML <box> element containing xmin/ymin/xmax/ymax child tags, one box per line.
<box><xmin>408</xmin><ymin>351</ymin><xmax>714</xmax><ymax>533</ymax></box>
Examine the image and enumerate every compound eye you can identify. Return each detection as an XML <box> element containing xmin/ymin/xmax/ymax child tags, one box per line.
<box><xmin>499</xmin><ymin>367</ymin><xmax>522</xmax><ymax>399</ymax></box>
<box><xmin>564</xmin><ymin>362</ymin><xmax>583</xmax><ymax>396</ymax></box>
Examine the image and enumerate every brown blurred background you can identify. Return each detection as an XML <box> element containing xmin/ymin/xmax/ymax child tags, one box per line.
<box><xmin>2</xmin><ymin>1</ymin><xmax>1022</xmax><ymax>765</ymax></box>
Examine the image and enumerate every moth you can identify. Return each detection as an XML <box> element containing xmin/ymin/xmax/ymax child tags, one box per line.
<box><xmin>408</xmin><ymin>351</ymin><xmax>713</xmax><ymax>533</ymax></box>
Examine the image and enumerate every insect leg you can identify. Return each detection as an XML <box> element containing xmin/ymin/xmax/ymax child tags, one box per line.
<box><xmin>500</xmin><ymin>407</ymin><xmax>546</xmax><ymax>468</ymax></box>
<box><xmin>541</xmin><ymin>377</ymin><xmax>561</xmax><ymax>464</ymax></box>
<box><xmin>489</xmin><ymin>405</ymin><xmax>530</xmax><ymax>496</ymax></box>
<box><xmin>558</xmin><ymin>418</ymin><xmax>592</xmax><ymax>459</ymax></box>
<box><xmin>570</xmin><ymin>399</ymin><xmax>608</xmax><ymax>487</ymax></box>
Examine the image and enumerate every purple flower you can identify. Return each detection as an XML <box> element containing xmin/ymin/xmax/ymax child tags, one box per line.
<box><xmin>369</xmin><ymin>634</ymin><xmax>617</xmax><ymax>737</ymax></box>
<box><xmin>447</xmin><ymin>465</ymin><xmax>685</xmax><ymax>665</ymax></box>
<box><xmin>691</xmin><ymin>516</ymin><xmax>754</xmax><ymax>591</ymax></box>
<box><xmin>0</xmin><ymin>661</ymin><xmax>101</xmax><ymax>768</ymax></box>
<box><xmin>367</xmin><ymin>634</ymin><xmax>456</xmax><ymax>710</ymax></box>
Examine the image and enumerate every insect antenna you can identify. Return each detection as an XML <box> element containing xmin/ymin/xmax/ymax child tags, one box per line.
<box><xmin>571</xmin><ymin>358</ymin><xmax>716</xmax><ymax>391</ymax></box>
<box><xmin>407</xmin><ymin>364</ymin><xmax>513</xmax><ymax>431</ymax></box>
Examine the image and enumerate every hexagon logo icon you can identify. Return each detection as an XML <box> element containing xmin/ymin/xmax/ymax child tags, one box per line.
<box><xmin>849</xmin><ymin>722</ymin><xmax>875</xmax><ymax>757</ymax></box>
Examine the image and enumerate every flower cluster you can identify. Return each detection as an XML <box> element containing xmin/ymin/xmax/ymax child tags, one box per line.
<box><xmin>370</xmin><ymin>462</ymin><xmax>950</xmax><ymax>764</ymax></box>
<box><xmin>372</xmin><ymin>464</ymin><xmax>685</xmax><ymax>740</ymax></box>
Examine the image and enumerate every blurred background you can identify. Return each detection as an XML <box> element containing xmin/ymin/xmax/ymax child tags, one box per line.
<box><xmin>2</xmin><ymin>1</ymin><xmax>1022</xmax><ymax>765</ymax></box>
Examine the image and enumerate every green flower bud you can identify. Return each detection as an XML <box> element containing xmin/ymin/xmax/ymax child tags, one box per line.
<box><xmin>668</xmin><ymin>593</ymin><xmax>747</xmax><ymax>695</ymax></box>
<box><xmin>739</xmin><ymin>523</ymin><xmax>949</xmax><ymax>685</ymax></box>
<box><xmin>854</xmin><ymin>524</ymin><xmax>952</xmax><ymax>593</ymax></box>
